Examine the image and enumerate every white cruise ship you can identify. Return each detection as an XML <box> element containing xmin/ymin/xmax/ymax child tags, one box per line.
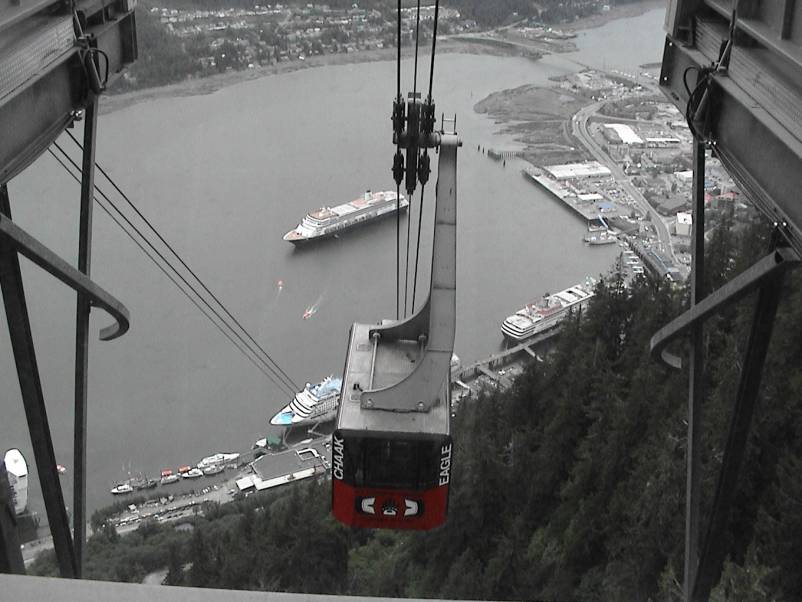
<box><xmin>270</xmin><ymin>376</ymin><xmax>342</xmax><ymax>426</ymax></box>
<box><xmin>3</xmin><ymin>449</ymin><xmax>28</xmax><ymax>515</ymax></box>
<box><xmin>283</xmin><ymin>190</ymin><xmax>408</xmax><ymax>244</ymax></box>
<box><xmin>501</xmin><ymin>280</ymin><xmax>595</xmax><ymax>342</ymax></box>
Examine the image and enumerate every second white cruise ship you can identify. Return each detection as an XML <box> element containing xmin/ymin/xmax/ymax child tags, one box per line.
<box><xmin>501</xmin><ymin>280</ymin><xmax>595</xmax><ymax>342</ymax></box>
<box><xmin>283</xmin><ymin>190</ymin><xmax>408</xmax><ymax>244</ymax></box>
<box><xmin>270</xmin><ymin>376</ymin><xmax>342</xmax><ymax>426</ymax></box>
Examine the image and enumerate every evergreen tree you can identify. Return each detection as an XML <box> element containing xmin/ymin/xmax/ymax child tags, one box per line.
<box><xmin>187</xmin><ymin>528</ymin><xmax>214</xmax><ymax>588</ymax></box>
<box><xmin>164</xmin><ymin>542</ymin><xmax>184</xmax><ymax>586</ymax></box>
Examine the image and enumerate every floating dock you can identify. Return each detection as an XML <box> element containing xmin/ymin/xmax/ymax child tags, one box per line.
<box><xmin>487</xmin><ymin>148</ymin><xmax>524</xmax><ymax>161</ymax></box>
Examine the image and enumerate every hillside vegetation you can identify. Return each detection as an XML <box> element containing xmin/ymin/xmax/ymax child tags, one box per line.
<box><xmin>31</xmin><ymin>216</ymin><xmax>802</xmax><ymax>599</ymax></box>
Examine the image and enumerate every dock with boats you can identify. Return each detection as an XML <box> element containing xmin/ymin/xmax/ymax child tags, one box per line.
<box><xmin>522</xmin><ymin>164</ymin><xmax>628</xmax><ymax>226</ymax></box>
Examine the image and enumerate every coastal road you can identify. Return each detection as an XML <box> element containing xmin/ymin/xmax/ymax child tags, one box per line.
<box><xmin>571</xmin><ymin>100</ymin><xmax>677</xmax><ymax>265</ymax></box>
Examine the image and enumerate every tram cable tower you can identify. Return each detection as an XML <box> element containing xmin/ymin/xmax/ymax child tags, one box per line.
<box><xmin>656</xmin><ymin>0</ymin><xmax>802</xmax><ymax>599</ymax></box>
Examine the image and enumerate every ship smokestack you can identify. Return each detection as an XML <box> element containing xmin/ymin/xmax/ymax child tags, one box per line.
<box><xmin>365</xmin><ymin>190</ymin><xmax>371</xmax><ymax>201</ymax></box>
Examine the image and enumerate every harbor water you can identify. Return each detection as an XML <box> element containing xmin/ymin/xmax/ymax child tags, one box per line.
<box><xmin>0</xmin><ymin>9</ymin><xmax>665</xmax><ymax>520</ymax></box>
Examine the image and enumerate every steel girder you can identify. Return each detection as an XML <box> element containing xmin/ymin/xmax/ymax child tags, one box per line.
<box><xmin>0</xmin><ymin>0</ymin><xmax>137</xmax><ymax>185</ymax></box>
<box><xmin>659</xmin><ymin>2</ymin><xmax>802</xmax><ymax>599</ymax></box>
<box><xmin>73</xmin><ymin>99</ymin><xmax>98</xmax><ymax>576</ymax></box>
<box><xmin>661</xmin><ymin>9</ymin><xmax>802</xmax><ymax>255</ymax></box>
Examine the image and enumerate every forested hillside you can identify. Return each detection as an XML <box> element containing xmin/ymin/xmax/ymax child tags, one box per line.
<box><xmin>31</xmin><ymin>217</ymin><xmax>802</xmax><ymax>599</ymax></box>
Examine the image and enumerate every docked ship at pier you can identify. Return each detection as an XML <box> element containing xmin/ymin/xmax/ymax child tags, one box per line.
<box><xmin>270</xmin><ymin>376</ymin><xmax>342</xmax><ymax>427</ymax></box>
<box><xmin>3</xmin><ymin>449</ymin><xmax>28</xmax><ymax>516</ymax></box>
<box><xmin>283</xmin><ymin>190</ymin><xmax>408</xmax><ymax>244</ymax></box>
<box><xmin>501</xmin><ymin>280</ymin><xmax>596</xmax><ymax>342</ymax></box>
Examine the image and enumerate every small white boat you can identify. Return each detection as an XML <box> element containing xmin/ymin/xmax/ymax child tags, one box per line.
<box><xmin>4</xmin><ymin>449</ymin><xmax>28</xmax><ymax>515</ymax></box>
<box><xmin>197</xmin><ymin>452</ymin><xmax>239</xmax><ymax>470</ymax></box>
<box><xmin>182</xmin><ymin>468</ymin><xmax>203</xmax><ymax>479</ymax></box>
<box><xmin>584</xmin><ymin>230</ymin><xmax>618</xmax><ymax>245</ymax></box>
<box><xmin>110</xmin><ymin>482</ymin><xmax>134</xmax><ymax>495</ymax></box>
<box><xmin>203</xmin><ymin>464</ymin><xmax>225</xmax><ymax>476</ymax></box>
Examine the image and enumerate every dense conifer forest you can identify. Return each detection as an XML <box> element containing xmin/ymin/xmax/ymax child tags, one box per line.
<box><xmin>31</xmin><ymin>215</ymin><xmax>802</xmax><ymax>599</ymax></box>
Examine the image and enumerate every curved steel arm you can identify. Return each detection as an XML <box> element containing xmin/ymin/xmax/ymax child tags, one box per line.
<box><xmin>361</xmin><ymin>134</ymin><xmax>460</xmax><ymax>412</ymax></box>
<box><xmin>0</xmin><ymin>213</ymin><xmax>130</xmax><ymax>340</ymax></box>
<box><xmin>650</xmin><ymin>246</ymin><xmax>799</xmax><ymax>369</ymax></box>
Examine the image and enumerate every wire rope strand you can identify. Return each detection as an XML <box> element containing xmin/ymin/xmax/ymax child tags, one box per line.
<box><xmin>51</xmin><ymin>145</ymin><xmax>296</xmax><ymax>396</ymax></box>
<box><xmin>403</xmin><ymin>187</ymin><xmax>413</xmax><ymax>317</ymax></box>
<box><xmin>51</xmin><ymin>144</ymin><xmax>296</xmax><ymax>396</ymax></box>
<box><xmin>396</xmin><ymin>185</ymin><xmax>401</xmax><ymax>319</ymax></box>
<box><xmin>51</xmin><ymin>144</ymin><xmax>297</xmax><ymax>397</ymax></box>
<box><xmin>400</xmin><ymin>0</ymin><xmax>424</xmax><ymax>317</ymax></box>
<box><xmin>411</xmin><ymin>181</ymin><xmax>426</xmax><ymax>312</ymax></box>
<box><xmin>47</xmin><ymin>149</ymin><xmax>289</xmax><ymax>391</ymax></box>
<box><xmin>396</xmin><ymin>0</ymin><xmax>401</xmax><ymax>102</ymax></box>
<box><xmin>427</xmin><ymin>0</ymin><xmax>440</xmax><ymax>101</ymax></box>
<box><xmin>412</xmin><ymin>0</ymin><xmax>421</xmax><ymax>97</ymax></box>
<box><xmin>65</xmin><ymin>130</ymin><xmax>299</xmax><ymax>393</ymax></box>
<box><xmin>394</xmin><ymin>0</ymin><xmax>403</xmax><ymax>320</ymax></box>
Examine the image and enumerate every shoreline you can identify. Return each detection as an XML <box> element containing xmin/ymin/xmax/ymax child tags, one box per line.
<box><xmin>100</xmin><ymin>40</ymin><xmax>513</xmax><ymax>114</ymax></box>
<box><xmin>101</xmin><ymin>0</ymin><xmax>665</xmax><ymax>115</ymax></box>
<box><xmin>567</xmin><ymin>0</ymin><xmax>663</xmax><ymax>30</ymax></box>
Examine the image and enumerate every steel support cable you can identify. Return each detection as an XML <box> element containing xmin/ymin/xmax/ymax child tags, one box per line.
<box><xmin>396</xmin><ymin>0</ymin><xmax>401</xmax><ymax>104</ymax></box>
<box><xmin>403</xmin><ymin>0</ymin><xmax>424</xmax><ymax>318</ymax></box>
<box><xmin>427</xmin><ymin>0</ymin><xmax>441</xmax><ymax>101</ymax></box>
<box><xmin>412</xmin><ymin>0</ymin><xmax>422</xmax><ymax>96</ymax></box>
<box><xmin>395</xmin><ymin>0</ymin><xmax>402</xmax><ymax>320</ymax></box>
<box><xmin>396</xmin><ymin>193</ymin><xmax>401</xmax><ymax>320</ymax></box>
<box><xmin>49</xmin><ymin>145</ymin><xmax>297</xmax><ymax>397</ymax></box>
<box><xmin>411</xmin><ymin>181</ymin><xmax>426</xmax><ymax>312</ymax></box>
<box><xmin>46</xmin><ymin>149</ymin><xmax>283</xmax><ymax>388</ymax></box>
<box><xmin>410</xmin><ymin>0</ymin><xmax>439</xmax><ymax>314</ymax></box>
<box><xmin>403</xmin><ymin>192</ymin><xmax>413</xmax><ymax>317</ymax></box>
<box><xmin>64</xmin><ymin>131</ymin><xmax>299</xmax><ymax>394</ymax></box>
<box><xmin>49</xmin><ymin>146</ymin><xmax>296</xmax><ymax>396</ymax></box>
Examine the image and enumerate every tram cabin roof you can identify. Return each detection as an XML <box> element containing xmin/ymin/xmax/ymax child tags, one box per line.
<box><xmin>337</xmin><ymin>321</ymin><xmax>450</xmax><ymax>437</ymax></box>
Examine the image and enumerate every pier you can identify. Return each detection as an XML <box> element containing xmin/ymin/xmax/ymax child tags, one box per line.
<box><xmin>522</xmin><ymin>167</ymin><xmax>628</xmax><ymax>225</ymax></box>
<box><xmin>451</xmin><ymin>328</ymin><xmax>561</xmax><ymax>394</ymax></box>
<box><xmin>487</xmin><ymin>148</ymin><xmax>524</xmax><ymax>161</ymax></box>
